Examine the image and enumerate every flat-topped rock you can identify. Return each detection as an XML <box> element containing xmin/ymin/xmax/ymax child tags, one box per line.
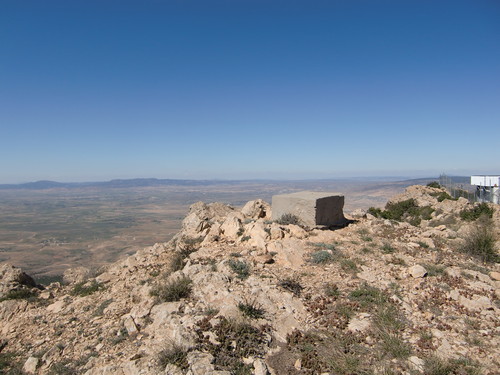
<box><xmin>271</xmin><ymin>191</ymin><xmax>347</xmax><ymax>227</ymax></box>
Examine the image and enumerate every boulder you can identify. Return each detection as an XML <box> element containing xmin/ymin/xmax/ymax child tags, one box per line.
<box><xmin>241</xmin><ymin>199</ymin><xmax>271</xmax><ymax>220</ymax></box>
<box><xmin>182</xmin><ymin>202</ymin><xmax>234</xmax><ymax>235</ymax></box>
<box><xmin>0</xmin><ymin>264</ymin><xmax>38</xmax><ymax>298</ymax></box>
<box><xmin>63</xmin><ymin>267</ymin><xmax>91</xmax><ymax>284</ymax></box>
<box><xmin>23</xmin><ymin>357</ymin><xmax>39</xmax><ymax>374</ymax></box>
<box><xmin>408</xmin><ymin>265</ymin><xmax>427</xmax><ymax>278</ymax></box>
<box><xmin>220</xmin><ymin>212</ymin><xmax>244</xmax><ymax>239</ymax></box>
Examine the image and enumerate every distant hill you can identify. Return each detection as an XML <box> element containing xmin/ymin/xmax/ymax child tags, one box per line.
<box><xmin>0</xmin><ymin>176</ymin><xmax>455</xmax><ymax>191</ymax></box>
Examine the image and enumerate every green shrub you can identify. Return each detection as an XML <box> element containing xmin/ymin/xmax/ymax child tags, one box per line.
<box><xmin>424</xmin><ymin>356</ymin><xmax>480</xmax><ymax>375</ymax></box>
<box><xmin>340</xmin><ymin>259</ymin><xmax>358</xmax><ymax>273</ymax></box>
<box><xmin>197</xmin><ymin>317</ymin><xmax>268</xmax><ymax>373</ymax></box>
<box><xmin>422</xmin><ymin>263</ymin><xmax>445</xmax><ymax>276</ymax></box>
<box><xmin>228</xmin><ymin>259</ymin><xmax>250</xmax><ymax>279</ymax></box>
<box><xmin>460</xmin><ymin>218</ymin><xmax>498</xmax><ymax>263</ymax></box>
<box><xmin>309</xmin><ymin>242</ymin><xmax>336</xmax><ymax>250</ymax></box>
<box><xmin>71</xmin><ymin>280</ymin><xmax>102</xmax><ymax>297</ymax></box>
<box><xmin>279</xmin><ymin>278</ymin><xmax>304</xmax><ymax>297</ymax></box>
<box><xmin>157</xmin><ymin>344</ymin><xmax>189</xmax><ymax>370</ymax></box>
<box><xmin>0</xmin><ymin>288</ymin><xmax>37</xmax><ymax>302</ymax></box>
<box><xmin>460</xmin><ymin>203</ymin><xmax>494</xmax><ymax>221</ymax></box>
<box><xmin>427</xmin><ymin>181</ymin><xmax>441</xmax><ymax>188</ymax></box>
<box><xmin>276</xmin><ymin>213</ymin><xmax>302</xmax><ymax>226</ymax></box>
<box><xmin>379</xmin><ymin>332</ymin><xmax>411</xmax><ymax>359</ymax></box>
<box><xmin>369</xmin><ymin>199</ymin><xmax>434</xmax><ymax>226</ymax></box>
<box><xmin>310</xmin><ymin>250</ymin><xmax>334</xmax><ymax>264</ymax></box>
<box><xmin>238</xmin><ymin>300</ymin><xmax>265</xmax><ymax>319</ymax></box>
<box><xmin>349</xmin><ymin>284</ymin><xmax>386</xmax><ymax>307</ymax></box>
<box><xmin>367</xmin><ymin>207</ymin><xmax>383</xmax><ymax>217</ymax></box>
<box><xmin>170</xmin><ymin>252</ymin><xmax>185</xmax><ymax>272</ymax></box>
<box><xmin>324</xmin><ymin>283</ymin><xmax>340</xmax><ymax>297</ymax></box>
<box><xmin>380</xmin><ymin>243</ymin><xmax>396</xmax><ymax>254</ymax></box>
<box><xmin>150</xmin><ymin>276</ymin><xmax>192</xmax><ymax>302</ymax></box>
<box><xmin>431</xmin><ymin>191</ymin><xmax>455</xmax><ymax>202</ymax></box>
<box><xmin>0</xmin><ymin>352</ymin><xmax>22</xmax><ymax>374</ymax></box>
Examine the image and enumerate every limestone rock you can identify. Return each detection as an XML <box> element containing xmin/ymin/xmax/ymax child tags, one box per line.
<box><xmin>408</xmin><ymin>356</ymin><xmax>425</xmax><ymax>372</ymax></box>
<box><xmin>241</xmin><ymin>199</ymin><xmax>271</xmax><ymax>219</ymax></box>
<box><xmin>220</xmin><ymin>212</ymin><xmax>244</xmax><ymax>239</ymax></box>
<box><xmin>408</xmin><ymin>265</ymin><xmax>427</xmax><ymax>278</ymax></box>
<box><xmin>244</xmin><ymin>222</ymin><xmax>268</xmax><ymax>249</ymax></box>
<box><xmin>253</xmin><ymin>359</ymin><xmax>269</xmax><ymax>375</ymax></box>
<box><xmin>23</xmin><ymin>356</ymin><xmax>39</xmax><ymax>374</ymax></box>
<box><xmin>490</xmin><ymin>271</ymin><xmax>500</xmax><ymax>281</ymax></box>
<box><xmin>63</xmin><ymin>267</ymin><xmax>91</xmax><ymax>284</ymax></box>
<box><xmin>123</xmin><ymin>315</ymin><xmax>139</xmax><ymax>335</ymax></box>
<box><xmin>0</xmin><ymin>263</ymin><xmax>38</xmax><ymax>298</ymax></box>
<box><xmin>347</xmin><ymin>313</ymin><xmax>371</xmax><ymax>332</ymax></box>
<box><xmin>287</xmin><ymin>224</ymin><xmax>307</xmax><ymax>239</ymax></box>
<box><xmin>182</xmin><ymin>202</ymin><xmax>233</xmax><ymax>235</ymax></box>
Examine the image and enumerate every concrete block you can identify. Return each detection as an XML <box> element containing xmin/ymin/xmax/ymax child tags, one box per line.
<box><xmin>271</xmin><ymin>191</ymin><xmax>347</xmax><ymax>227</ymax></box>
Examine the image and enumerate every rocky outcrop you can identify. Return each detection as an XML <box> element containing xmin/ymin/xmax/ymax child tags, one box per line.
<box><xmin>0</xmin><ymin>263</ymin><xmax>41</xmax><ymax>299</ymax></box>
<box><xmin>0</xmin><ymin>185</ymin><xmax>499</xmax><ymax>374</ymax></box>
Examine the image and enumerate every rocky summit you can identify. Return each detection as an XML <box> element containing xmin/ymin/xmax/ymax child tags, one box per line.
<box><xmin>0</xmin><ymin>185</ymin><xmax>499</xmax><ymax>375</ymax></box>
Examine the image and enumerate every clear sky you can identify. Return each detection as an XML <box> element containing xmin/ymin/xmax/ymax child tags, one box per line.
<box><xmin>1</xmin><ymin>0</ymin><xmax>499</xmax><ymax>183</ymax></box>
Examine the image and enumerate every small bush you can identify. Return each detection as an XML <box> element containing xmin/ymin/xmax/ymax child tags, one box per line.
<box><xmin>431</xmin><ymin>191</ymin><xmax>455</xmax><ymax>202</ymax></box>
<box><xmin>367</xmin><ymin>207</ymin><xmax>383</xmax><ymax>217</ymax></box>
<box><xmin>71</xmin><ymin>280</ymin><xmax>102</xmax><ymax>297</ymax></box>
<box><xmin>170</xmin><ymin>253</ymin><xmax>185</xmax><ymax>272</ymax></box>
<box><xmin>279</xmin><ymin>278</ymin><xmax>304</xmax><ymax>297</ymax></box>
<box><xmin>460</xmin><ymin>203</ymin><xmax>494</xmax><ymax>221</ymax></box>
<box><xmin>422</xmin><ymin>263</ymin><xmax>445</xmax><ymax>276</ymax></box>
<box><xmin>94</xmin><ymin>298</ymin><xmax>113</xmax><ymax>316</ymax></box>
<box><xmin>0</xmin><ymin>288</ymin><xmax>37</xmax><ymax>302</ymax></box>
<box><xmin>150</xmin><ymin>276</ymin><xmax>192</xmax><ymax>302</ymax></box>
<box><xmin>427</xmin><ymin>181</ymin><xmax>441</xmax><ymax>188</ymax></box>
<box><xmin>310</xmin><ymin>250</ymin><xmax>334</xmax><ymax>264</ymax></box>
<box><xmin>309</xmin><ymin>242</ymin><xmax>336</xmax><ymax>250</ymax></box>
<box><xmin>424</xmin><ymin>356</ymin><xmax>481</xmax><ymax>375</ymax></box>
<box><xmin>349</xmin><ymin>284</ymin><xmax>386</xmax><ymax>307</ymax></box>
<box><xmin>228</xmin><ymin>259</ymin><xmax>250</xmax><ymax>279</ymax></box>
<box><xmin>460</xmin><ymin>218</ymin><xmax>498</xmax><ymax>263</ymax></box>
<box><xmin>0</xmin><ymin>352</ymin><xmax>22</xmax><ymax>374</ymax></box>
<box><xmin>157</xmin><ymin>344</ymin><xmax>189</xmax><ymax>370</ymax></box>
<box><xmin>238</xmin><ymin>300</ymin><xmax>265</xmax><ymax>319</ymax></box>
<box><xmin>379</xmin><ymin>332</ymin><xmax>411</xmax><ymax>359</ymax></box>
<box><xmin>417</xmin><ymin>241</ymin><xmax>429</xmax><ymax>249</ymax></box>
<box><xmin>276</xmin><ymin>213</ymin><xmax>302</xmax><ymax>226</ymax></box>
<box><xmin>380</xmin><ymin>243</ymin><xmax>396</xmax><ymax>254</ymax></box>
<box><xmin>369</xmin><ymin>199</ymin><xmax>434</xmax><ymax>226</ymax></box>
<box><xmin>197</xmin><ymin>317</ymin><xmax>268</xmax><ymax>373</ymax></box>
<box><xmin>324</xmin><ymin>283</ymin><xmax>340</xmax><ymax>297</ymax></box>
<box><xmin>340</xmin><ymin>259</ymin><xmax>358</xmax><ymax>273</ymax></box>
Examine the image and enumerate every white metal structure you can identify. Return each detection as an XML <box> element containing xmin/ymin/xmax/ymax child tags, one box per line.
<box><xmin>471</xmin><ymin>175</ymin><xmax>500</xmax><ymax>204</ymax></box>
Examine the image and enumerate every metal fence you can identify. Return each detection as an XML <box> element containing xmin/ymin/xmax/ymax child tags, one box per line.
<box><xmin>438</xmin><ymin>174</ymin><xmax>475</xmax><ymax>202</ymax></box>
<box><xmin>438</xmin><ymin>174</ymin><xmax>499</xmax><ymax>204</ymax></box>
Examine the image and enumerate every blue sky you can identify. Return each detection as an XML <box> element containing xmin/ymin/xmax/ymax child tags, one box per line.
<box><xmin>1</xmin><ymin>0</ymin><xmax>499</xmax><ymax>183</ymax></box>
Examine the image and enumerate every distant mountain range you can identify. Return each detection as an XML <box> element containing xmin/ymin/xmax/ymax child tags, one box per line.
<box><xmin>0</xmin><ymin>178</ymin><xmax>247</xmax><ymax>190</ymax></box>
<box><xmin>0</xmin><ymin>176</ymin><xmax>466</xmax><ymax>190</ymax></box>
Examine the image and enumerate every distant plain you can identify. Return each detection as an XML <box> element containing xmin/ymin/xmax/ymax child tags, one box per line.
<box><xmin>0</xmin><ymin>178</ymin><xmax>431</xmax><ymax>279</ymax></box>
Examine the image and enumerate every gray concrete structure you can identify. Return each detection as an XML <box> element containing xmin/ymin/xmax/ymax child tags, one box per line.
<box><xmin>271</xmin><ymin>191</ymin><xmax>347</xmax><ymax>227</ymax></box>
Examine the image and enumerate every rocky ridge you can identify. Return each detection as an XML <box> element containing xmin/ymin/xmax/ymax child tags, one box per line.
<box><xmin>0</xmin><ymin>186</ymin><xmax>499</xmax><ymax>374</ymax></box>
